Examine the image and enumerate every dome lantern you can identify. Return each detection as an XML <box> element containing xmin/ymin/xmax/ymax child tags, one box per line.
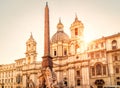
<box><xmin>57</xmin><ymin>18</ymin><xmax>64</xmax><ymax>32</ymax></box>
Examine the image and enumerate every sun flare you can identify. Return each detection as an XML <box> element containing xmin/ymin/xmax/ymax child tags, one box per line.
<box><xmin>84</xmin><ymin>30</ymin><xmax>95</xmax><ymax>43</ymax></box>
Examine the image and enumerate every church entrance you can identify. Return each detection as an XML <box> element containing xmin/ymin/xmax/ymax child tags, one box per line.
<box><xmin>95</xmin><ymin>79</ymin><xmax>105</xmax><ymax>88</ymax></box>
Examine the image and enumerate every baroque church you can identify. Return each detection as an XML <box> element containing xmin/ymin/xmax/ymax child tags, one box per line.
<box><xmin>0</xmin><ymin>3</ymin><xmax>120</xmax><ymax>88</ymax></box>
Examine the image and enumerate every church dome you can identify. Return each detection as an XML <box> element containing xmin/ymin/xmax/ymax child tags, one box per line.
<box><xmin>51</xmin><ymin>31</ymin><xmax>69</xmax><ymax>43</ymax></box>
<box><xmin>51</xmin><ymin>19</ymin><xmax>69</xmax><ymax>43</ymax></box>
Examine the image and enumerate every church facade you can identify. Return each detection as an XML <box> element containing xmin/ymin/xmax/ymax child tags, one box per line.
<box><xmin>0</xmin><ymin>3</ymin><xmax>120</xmax><ymax>88</ymax></box>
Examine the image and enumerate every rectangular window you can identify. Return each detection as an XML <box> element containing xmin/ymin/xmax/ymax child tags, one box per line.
<box><xmin>101</xmin><ymin>51</ymin><xmax>105</xmax><ymax>57</ymax></box>
<box><xmin>95</xmin><ymin>44</ymin><xmax>98</xmax><ymax>49</ymax></box>
<box><xmin>8</xmin><ymin>79</ymin><xmax>10</xmax><ymax>83</ymax></box>
<box><xmin>92</xmin><ymin>67</ymin><xmax>95</xmax><ymax>76</ymax></box>
<box><xmin>101</xmin><ymin>42</ymin><xmax>104</xmax><ymax>47</ymax></box>
<box><xmin>76</xmin><ymin>71</ymin><xmax>80</xmax><ymax>76</ymax></box>
<box><xmin>77</xmin><ymin>79</ymin><xmax>80</xmax><ymax>86</ymax></box>
<box><xmin>114</xmin><ymin>56</ymin><xmax>118</xmax><ymax>61</ymax></box>
<box><xmin>54</xmin><ymin>50</ymin><xmax>56</xmax><ymax>56</ymax></box>
<box><xmin>96</xmin><ymin>64</ymin><xmax>102</xmax><ymax>75</ymax></box>
<box><xmin>96</xmin><ymin>53</ymin><xmax>100</xmax><ymax>58</ymax></box>
<box><xmin>112</xmin><ymin>46</ymin><xmax>117</xmax><ymax>50</ymax></box>
<box><xmin>87</xmin><ymin>54</ymin><xmax>89</xmax><ymax>58</ymax></box>
<box><xmin>91</xmin><ymin>45</ymin><xmax>93</xmax><ymax>49</ymax></box>
<box><xmin>91</xmin><ymin>53</ymin><xmax>94</xmax><ymax>58</ymax></box>
<box><xmin>64</xmin><ymin>49</ymin><xmax>67</xmax><ymax>56</ymax></box>
<box><xmin>116</xmin><ymin>67</ymin><xmax>119</xmax><ymax>74</ymax></box>
<box><xmin>5</xmin><ymin>79</ymin><xmax>7</xmax><ymax>83</ymax></box>
<box><xmin>2</xmin><ymin>79</ymin><xmax>4</xmax><ymax>83</ymax></box>
<box><xmin>117</xmin><ymin>82</ymin><xmax>120</xmax><ymax>85</ymax></box>
<box><xmin>11</xmin><ymin>78</ymin><xmax>13</xmax><ymax>83</ymax></box>
<box><xmin>103</xmin><ymin>66</ymin><xmax>106</xmax><ymax>75</ymax></box>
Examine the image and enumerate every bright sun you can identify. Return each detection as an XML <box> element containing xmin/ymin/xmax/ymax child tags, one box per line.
<box><xmin>84</xmin><ymin>30</ymin><xmax>95</xmax><ymax>43</ymax></box>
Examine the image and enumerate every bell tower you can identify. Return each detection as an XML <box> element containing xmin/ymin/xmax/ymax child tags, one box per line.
<box><xmin>25</xmin><ymin>33</ymin><xmax>37</xmax><ymax>64</ymax></box>
<box><xmin>70</xmin><ymin>15</ymin><xmax>84</xmax><ymax>40</ymax></box>
<box><xmin>70</xmin><ymin>15</ymin><xmax>85</xmax><ymax>54</ymax></box>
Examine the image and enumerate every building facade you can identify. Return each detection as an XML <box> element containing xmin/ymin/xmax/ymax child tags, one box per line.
<box><xmin>0</xmin><ymin>4</ymin><xmax>120</xmax><ymax>88</ymax></box>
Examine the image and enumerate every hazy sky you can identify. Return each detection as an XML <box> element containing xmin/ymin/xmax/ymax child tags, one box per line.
<box><xmin>0</xmin><ymin>0</ymin><xmax>120</xmax><ymax>64</ymax></box>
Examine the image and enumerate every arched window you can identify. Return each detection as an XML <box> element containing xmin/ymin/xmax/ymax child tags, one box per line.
<box><xmin>75</xmin><ymin>28</ymin><xmax>78</xmax><ymax>35</ymax></box>
<box><xmin>112</xmin><ymin>40</ymin><xmax>117</xmax><ymax>49</ymax></box>
<box><xmin>96</xmin><ymin>64</ymin><xmax>102</xmax><ymax>75</ymax></box>
<box><xmin>92</xmin><ymin>64</ymin><xmax>107</xmax><ymax>77</ymax></box>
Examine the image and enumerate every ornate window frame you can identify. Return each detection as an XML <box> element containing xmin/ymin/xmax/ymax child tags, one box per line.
<box><xmin>111</xmin><ymin>40</ymin><xmax>117</xmax><ymax>50</ymax></box>
<box><xmin>91</xmin><ymin>63</ymin><xmax>107</xmax><ymax>77</ymax></box>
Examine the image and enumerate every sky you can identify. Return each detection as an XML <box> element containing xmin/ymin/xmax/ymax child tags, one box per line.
<box><xmin>0</xmin><ymin>0</ymin><xmax>120</xmax><ymax>64</ymax></box>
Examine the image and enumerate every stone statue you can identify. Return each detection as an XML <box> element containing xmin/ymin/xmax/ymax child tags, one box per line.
<box><xmin>38</xmin><ymin>67</ymin><xmax>59</xmax><ymax>88</ymax></box>
<box><xmin>38</xmin><ymin>70</ymin><xmax>46</xmax><ymax>88</ymax></box>
<box><xmin>29</xmin><ymin>79</ymin><xmax>35</xmax><ymax>88</ymax></box>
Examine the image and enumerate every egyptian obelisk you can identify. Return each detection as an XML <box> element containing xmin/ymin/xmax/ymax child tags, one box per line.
<box><xmin>42</xmin><ymin>2</ymin><xmax>53</xmax><ymax>70</ymax></box>
<box><xmin>38</xmin><ymin>3</ymin><xmax>59</xmax><ymax>88</ymax></box>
